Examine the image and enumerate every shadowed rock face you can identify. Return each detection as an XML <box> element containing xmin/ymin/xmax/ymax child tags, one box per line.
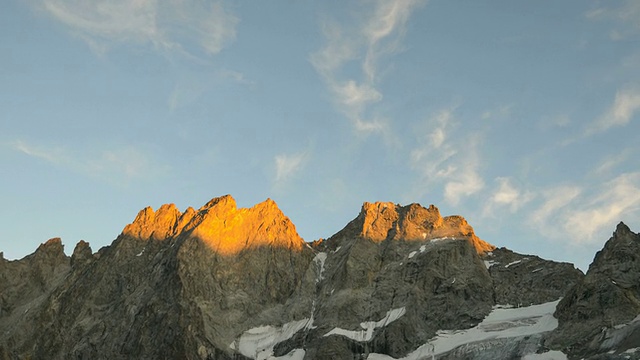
<box><xmin>548</xmin><ymin>222</ymin><xmax>640</xmax><ymax>358</ymax></box>
<box><xmin>0</xmin><ymin>196</ymin><xmax>635</xmax><ymax>359</ymax></box>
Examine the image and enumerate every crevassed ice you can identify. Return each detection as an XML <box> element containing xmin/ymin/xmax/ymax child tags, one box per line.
<box><xmin>324</xmin><ymin>307</ymin><xmax>406</xmax><ymax>342</ymax></box>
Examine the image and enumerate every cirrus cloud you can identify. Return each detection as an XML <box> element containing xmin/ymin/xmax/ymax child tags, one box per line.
<box><xmin>34</xmin><ymin>0</ymin><xmax>238</xmax><ymax>57</ymax></box>
<box><xmin>310</xmin><ymin>0</ymin><xmax>426</xmax><ymax>134</ymax></box>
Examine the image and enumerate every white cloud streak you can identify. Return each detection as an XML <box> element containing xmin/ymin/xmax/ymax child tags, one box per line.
<box><xmin>409</xmin><ymin>107</ymin><xmax>485</xmax><ymax>206</ymax></box>
<box><xmin>35</xmin><ymin>0</ymin><xmax>238</xmax><ymax>57</ymax></box>
<box><xmin>274</xmin><ymin>151</ymin><xmax>310</xmax><ymax>185</ymax></box>
<box><xmin>588</xmin><ymin>87</ymin><xmax>640</xmax><ymax>134</ymax></box>
<box><xmin>564</xmin><ymin>173</ymin><xmax>640</xmax><ymax>242</ymax></box>
<box><xmin>586</xmin><ymin>1</ymin><xmax>640</xmax><ymax>41</ymax></box>
<box><xmin>483</xmin><ymin>177</ymin><xmax>535</xmax><ymax>216</ymax></box>
<box><xmin>310</xmin><ymin>0</ymin><xmax>425</xmax><ymax>134</ymax></box>
<box><xmin>528</xmin><ymin>173</ymin><xmax>640</xmax><ymax>244</ymax></box>
<box><xmin>10</xmin><ymin>140</ymin><xmax>166</xmax><ymax>185</ymax></box>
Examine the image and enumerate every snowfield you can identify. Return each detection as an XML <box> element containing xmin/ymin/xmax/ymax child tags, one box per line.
<box><xmin>230</xmin><ymin>318</ymin><xmax>311</xmax><ymax>360</ymax></box>
<box><xmin>324</xmin><ymin>307</ymin><xmax>406</xmax><ymax>342</ymax></box>
<box><xmin>367</xmin><ymin>300</ymin><xmax>565</xmax><ymax>360</ymax></box>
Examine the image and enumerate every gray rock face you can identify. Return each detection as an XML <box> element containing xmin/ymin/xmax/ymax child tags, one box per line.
<box><xmin>0</xmin><ymin>197</ymin><xmax>637</xmax><ymax>359</ymax></box>
<box><xmin>484</xmin><ymin>248</ymin><xmax>583</xmax><ymax>307</ymax></box>
<box><xmin>548</xmin><ymin>222</ymin><xmax>640</xmax><ymax>359</ymax></box>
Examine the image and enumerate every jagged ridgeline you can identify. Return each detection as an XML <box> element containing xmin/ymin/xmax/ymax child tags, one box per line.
<box><xmin>0</xmin><ymin>195</ymin><xmax>638</xmax><ymax>359</ymax></box>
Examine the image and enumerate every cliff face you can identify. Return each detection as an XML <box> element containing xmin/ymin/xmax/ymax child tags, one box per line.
<box><xmin>121</xmin><ymin>194</ymin><xmax>305</xmax><ymax>254</ymax></box>
<box><xmin>328</xmin><ymin>201</ymin><xmax>494</xmax><ymax>253</ymax></box>
<box><xmin>0</xmin><ymin>195</ymin><xmax>634</xmax><ymax>359</ymax></box>
<box><xmin>549</xmin><ymin>222</ymin><xmax>640</xmax><ymax>358</ymax></box>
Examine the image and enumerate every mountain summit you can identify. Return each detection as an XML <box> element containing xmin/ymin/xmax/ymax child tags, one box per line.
<box><xmin>328</xmin><ymin>201</ymin><xmax>494</xmax><ymax>253</ymax></box>
<box><xmin>122</xmin><ymin>195</ymin><xmax>304</xmax><ymax>254</ymax></box>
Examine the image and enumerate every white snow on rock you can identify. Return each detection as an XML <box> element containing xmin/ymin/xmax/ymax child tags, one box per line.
<box><xmin>274</xmin><ymin>348</ymin><xmax>305</xmax><ymax>360</ymax></box>
<box><xmin>313</xmin><ymin>252</ymin><xmax>327</xmax><ymax>282</ymax></box>
<box><xmin>230</xmin><ymin>318</ymin><xmax>311</xmax><ymax>360</ymax></box>
<box><xmin>367</xmin><ymin>300</ymin><xmax>561</xmax><ymax>360</ymax></box>
<box><xmin>324</xmin><ymin>307</ymin><xmax>406</xmax><ymax>342</ymax></box>
<box><xmin>522</xmin><ymin>350</ymin><xmax>568</xmax><ymax>360</ymax></box>
<box><xmin>408</xmin><ymin>251</ymin><xmax>417</xmax><ymax>259</ymax></box>
<box><xmin>505</xmin><ymin>260</ymin><xmax>522</xmax><ymax>268</ymax></box>
<box><xmin>484</xmin><ymin>260</ymin><xmax>498</xmax><ymax>269</ymax></box>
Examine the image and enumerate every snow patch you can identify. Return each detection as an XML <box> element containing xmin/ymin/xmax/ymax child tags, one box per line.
<box><xmin>313</xmin><ymin>252</ymin><xmax>327</xmax><ymax>282</ymax></box>
<box><xmin>231</xmin><ymin>318</ymin><xmax>311</xmax><ymax>360</ymax></box>
<box><xmin>484</xmin><ymin>260</ymin><xmax>498</xmax><ymax>269</ymax></box>
<box><xmin>324</xmin><ymin>307</ymin><xmax>406</xmax><ymax>342</ymax></box>
<box><xmin>522</xmin><ymin>350</ymin><xmax>568</xmax><ymax>360</ymax></box>
<box><xmin>136</xmin><ymin>249</ymin><xmax>145</xmax><ymax>257</ymax></box>
<box><xmin>367</xmin><ymin>300</ymin><xmax>561</xmax><ymax>360</ymax></box>
<box><xmin>408</xmin><ymin>251</ymin><xmax>417</xmax><ymax>259</ymax></box>
<box><xmin>429</xmin><ymin>236</ymin><xmax>455</xmax><ymax>242</ymax></box>
<box><xmin>274</xmin><ymin>349</ymin><xmax>305</xmax><ymax>360</ymax></box>
<box><xmin>505</xmin><ymin>260</ymin><xmax>522</xmax><ymax>268</ymax></box>
<box><xmin>532</xmin><ymin>267</ymin><xmax>543</xmax><ymax>273</ymax></box>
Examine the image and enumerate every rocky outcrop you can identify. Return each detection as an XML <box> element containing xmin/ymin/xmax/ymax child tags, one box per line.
<box><xmin>326</xmin><ymin>202</ymin><xmax>494</xmax><ymax>254</ymax></box>
<box><xmin>0</xmin><ymin>238</ymin><xmax>70</xmax><ymax>358</ymax></box>
<box><xmin>548</xmin><ymin>222</ymin><xmax>640</xmax><ymax>359</ymax></box>
<box><xmin>122</xmin><ymin>194</ymin><xmax>304</xmax><ymax>254</ymax></box>
<box><xmin>484</xmin><ymin>248</ymin><xmax>583</xmax><ymax>306</ymax></box>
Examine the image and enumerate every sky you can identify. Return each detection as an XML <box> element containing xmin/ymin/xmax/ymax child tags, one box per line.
<box><xmin>2</xmin><ymin>0</ymin><xmax>640</xmax><ymax>271</ymax></box>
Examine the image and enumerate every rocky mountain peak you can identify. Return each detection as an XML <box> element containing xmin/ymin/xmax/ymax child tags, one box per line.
<box><xmin>187</xmin><ymin>196</ymin><xmax>304</xmax><ymax>254</ymax></box>
<box><xmin>33</xmin><ymin>237</ymin><xmax>66</xmax><ymax>260</ymax></box>
<box><xmin>338</xmin><ymin>201</ymin><xmax>494</xmax><ymax>253</ymax></box>
<box><xmin>550</xmin><ymin>223</ymin><xmax>640</xmax><ymax>356</ymax></box>
<box><xmin>121</xmin><ymin>203</ymin><xmax>182</xmax><ymax>241</ymax></box>
<box><xmin>614</xmin><ymin>221</ymin><xmax>632</xmax><ymax>237</ymax></box>
<box><xmin>120</xmin><ymin>195</ymin><xmax>304</xmax><ymax>255</ymax></box>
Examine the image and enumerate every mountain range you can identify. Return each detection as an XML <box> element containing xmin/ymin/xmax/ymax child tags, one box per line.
<box><xmin>1</xmin><ymin>195</ymin><xmax>639</xmax><ymax>359</ymax></box>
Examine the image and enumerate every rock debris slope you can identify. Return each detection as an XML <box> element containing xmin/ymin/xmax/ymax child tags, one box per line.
<box><xmin>0</xmin><ymin>195</ymin><xmax>636</xmax><ymax>359</ymax></box>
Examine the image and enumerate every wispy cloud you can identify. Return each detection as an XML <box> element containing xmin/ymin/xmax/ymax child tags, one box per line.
<box><xmin>528</xmin><ymin>173</ymin><xmax>640</xmax><ymax>244</ymax></box>
<box><xmin>595</xmin><ymin>149</ymin><xmax>631</xmax><ymax>175</ymax></box>
<box><xmin>9</xmin><ymin>139</ymin><xmax>167</xmax><ymax>185</ymax></box>
<box><xmin>529</xmin><ymin>185</ymin><xmax>582</xmax><ymax>238</ymax></box>
<box><xmin>409</xmin><ymin>106</ymin><xmax>485</xmax><ymax>206</ymax></box>
<box><xmin>11</xmin><ymin>139</ymin><xmax>66</xmax><ymax>164</ymax></box>
<box><xmin>34</xmin><ymin>0</ymin><xmax>238</xmax><ymax>57</ymax></box>
<box><xmin>483</xmin><ymin>177</ymin><xmax>535</xmax><ymax>216</ymax></box>
<box><xmin>586</xmin><ymin>87</ymin><xmax>640</xmax><ymax>135</ymax></box>
<box><xmin>564</xmin><ymin>173</ymin><xmax>640</xmax><ymax>242</ymax></box>
<box><xmin>310</xmin><ymin>0</ymin><xmax>425</xmax><ymax>134</ymax></box>
<box><xmin>481</xmin><ymin>104</ymin><xmax>513</xmax><ymax>121</ymax></box>
<box><xmin>586</xmin><ymin>1</ymin><xmax>640</xmax><ymax>41</ymax></box>
<box><xmin>274</xmin><ymin>150</ymin><xmax>310</xmax><ymax>186</ymax></box>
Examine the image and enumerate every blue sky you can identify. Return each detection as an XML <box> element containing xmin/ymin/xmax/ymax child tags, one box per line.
<box><xmin>2</xmin><ymin>0</ymin><xmax>640</xmax><ymax>271</ymax></box>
